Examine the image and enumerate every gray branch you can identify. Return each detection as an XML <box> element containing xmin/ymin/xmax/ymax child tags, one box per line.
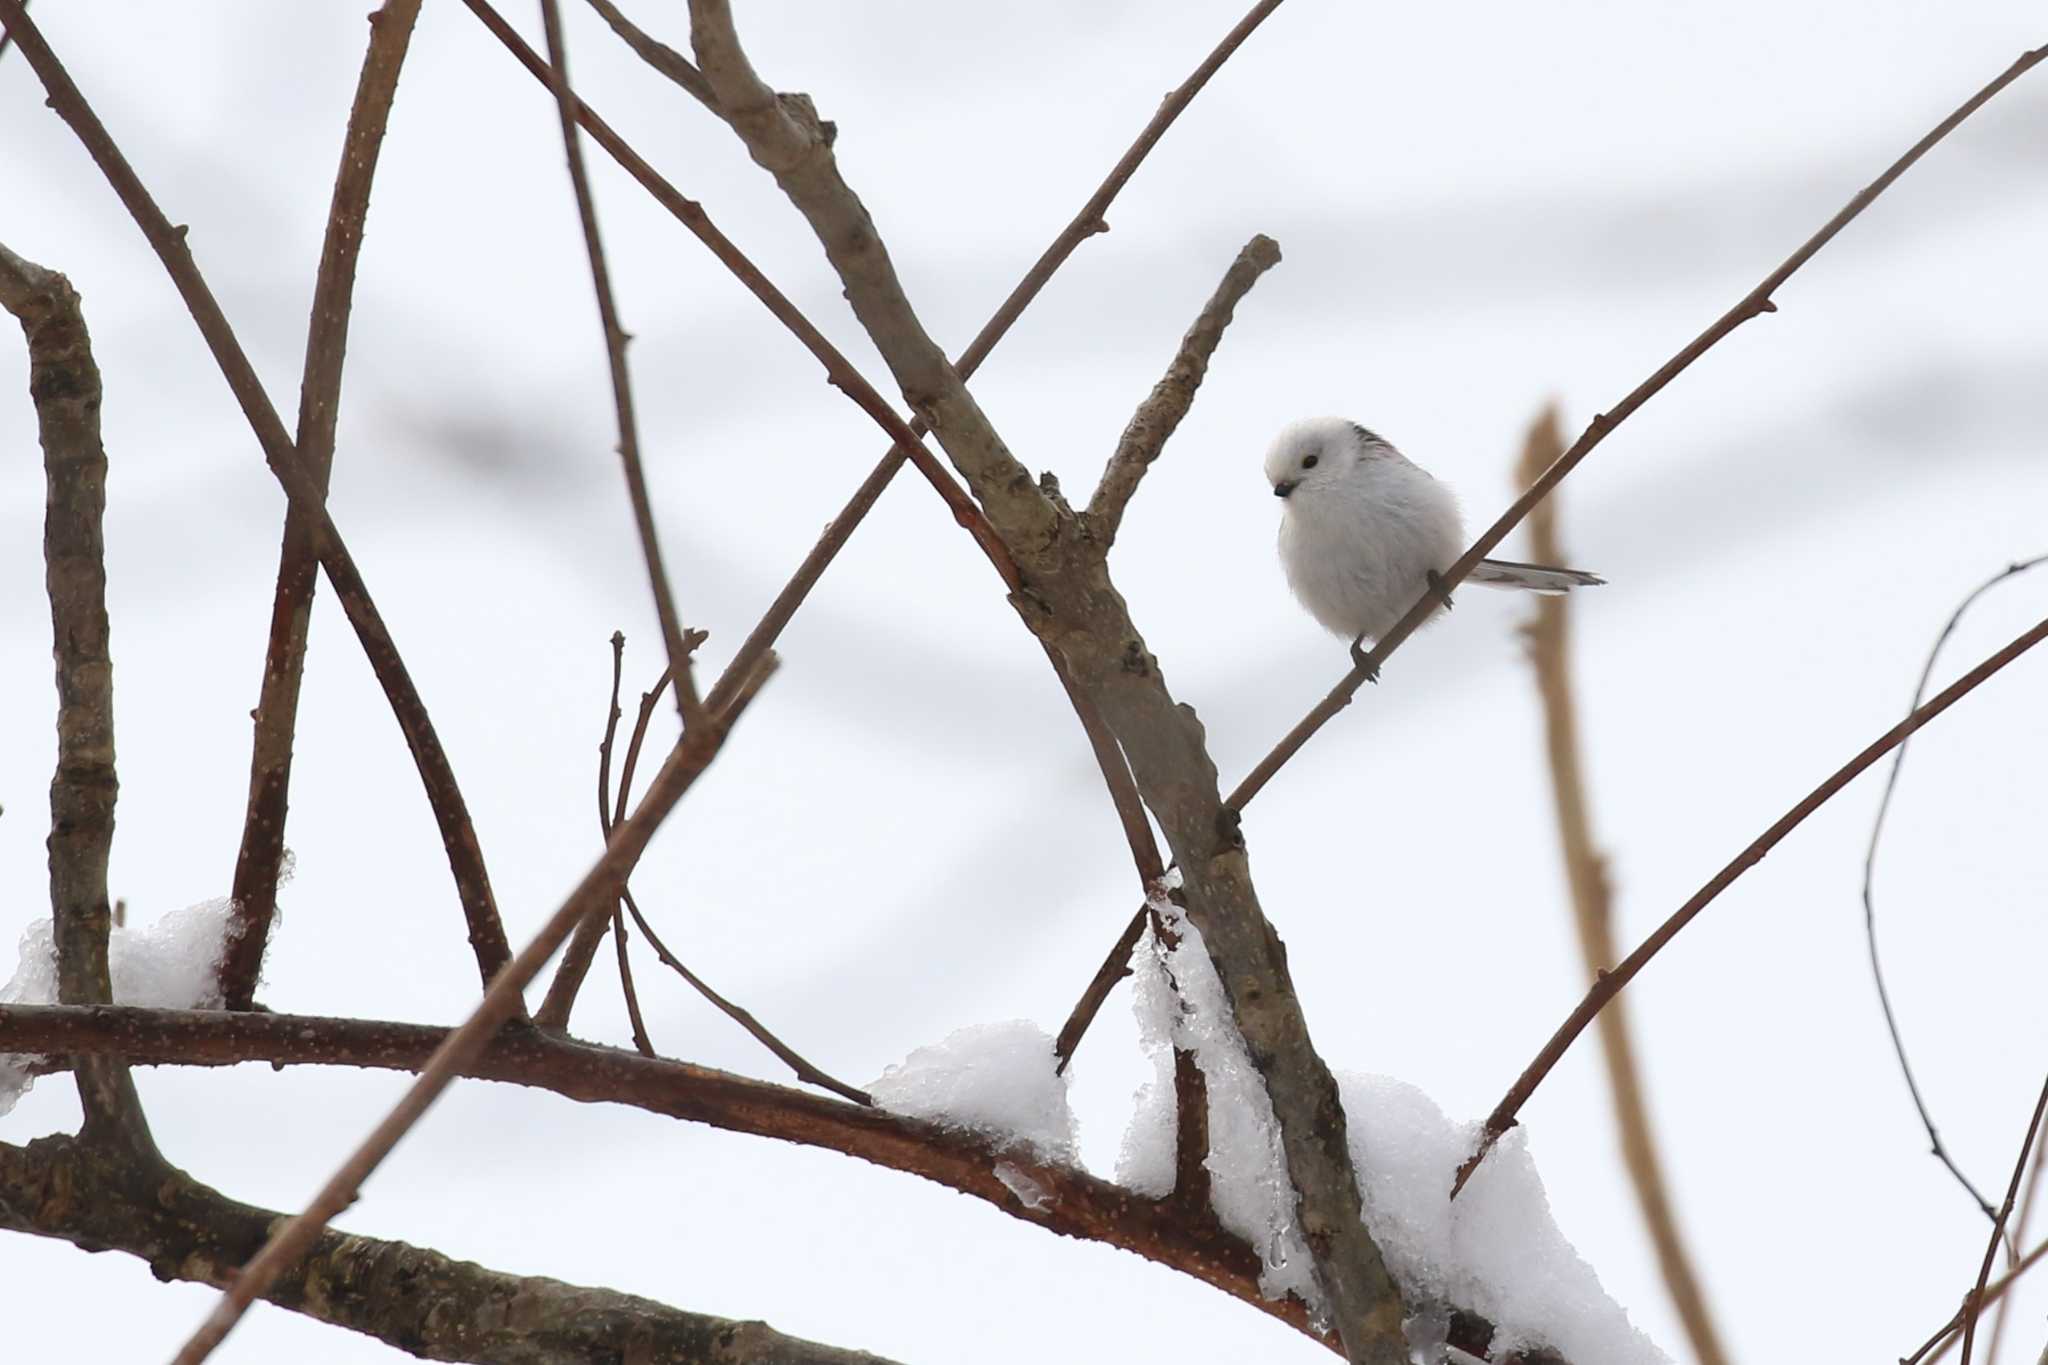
<box><xmin>0</xmin><ymin>1133</ymin><xmax>899</xmax><ymax>1365</ymax></box>
<box><xmin>1086</xmin><ymin>235</ymin><xmax>1281</xmax><ymax>548</ymax></box>
<box><xmin>0</xmin><ymin>242</ymin><xmax>155</xmax><ymax>1154</ymax></box>
<box><xmin>675</xmin><ymin>9</ymin><xmax>1406</xmax><ymax>1358</ymax></box>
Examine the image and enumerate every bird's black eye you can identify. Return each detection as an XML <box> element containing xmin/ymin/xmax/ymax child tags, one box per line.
<box><xmin>1302</xmin><ymin>454</ymin><xmax>1319</xmax><ymax>470</ymax></box>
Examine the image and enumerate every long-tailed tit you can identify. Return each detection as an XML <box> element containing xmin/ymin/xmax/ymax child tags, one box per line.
<box><xmin>1266</xmin><ymin>417</ymin><xmax>1603</xmax><ymax>672</ymax></box>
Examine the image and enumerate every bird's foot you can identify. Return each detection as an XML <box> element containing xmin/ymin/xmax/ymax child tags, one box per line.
<box><xmin>1426</xmin><ymin>569</ymin><xmax>1456</xmax><ymax>612</ymax></box>
<box><xmin>1349</xmin><ymin>635</ymin><xmax>1380</xmax><ymax>682</ymax></box>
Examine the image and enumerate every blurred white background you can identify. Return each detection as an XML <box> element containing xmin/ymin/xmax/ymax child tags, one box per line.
<box><xmin>3</xmin><ymin>1</ymin><xmax>2046</xmax><ymax>1361</ymax></box>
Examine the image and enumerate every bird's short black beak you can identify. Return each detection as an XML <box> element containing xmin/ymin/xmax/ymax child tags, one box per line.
<box><xmin>1273</xmin><ymin>480</ymin><xmax>1297</xmax><ymax>499</ymax></box>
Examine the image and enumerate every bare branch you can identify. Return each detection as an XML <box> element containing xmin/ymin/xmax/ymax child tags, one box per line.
<box><xmin>1960</xmin><ymin>1076</ymin><xmax>2048</xmax><ymax>1365</ymax></box>
<box><xmin>539</xmin><ymin>0</ymin><xmax>706</xmax><ymax>731</ymax></box>
<box><xmin>1086</xmin><ymin>234</ymin><xmax>1281</xmax><ymax>546</ymax></box>
<box><xmin>0</xmin><ymin>0</ymin><xmax>520</xmax><ymax>996</ymax></box>
<box><xmin>224</xmin><ymin>0</ymin><xmax>424</xmax><ymax>1011</ymax></box>
<box><xmin>1514</xmin><ymin>406</ymin><xmax>1729</xmax><ymax>1365</ymax></box>
<box><xmin>0</xmin><ymin>1132</ymin><xmax>900</xmax><ymax>1365</ymax></box>
<box><xmin>1986</xmin><ymin>1131</ymin><xmax>2048</xmax><ymax>1363</ymax></box>
<box><xmin>1863</xmin><ymin>553</ymin><xmax>2048</xmax><ymax>1221</ymax></box>
<box><xmin>167</xmin><ymin>660</ymin><xmax>777</xmax><ymax>1364</ymax></box>
<box><xmin>1225</xmin><ymin>41</ymin><xmax>2048</xmax><ymax>815</ymax></box>
<box><xmin>0</xmin><ymin>242</ymin><xmax>154</xmax><ymax>1154</ymax></box>
<box><xmin>1455</xmin><ymin>613</ymin><xmax>2048</xmax><ymax>1194</ymax></box>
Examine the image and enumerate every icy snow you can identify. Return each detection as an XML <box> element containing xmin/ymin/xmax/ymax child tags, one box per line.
<box><xmin>0</xmin><ymin>896</ymin><xmax>241</xmax><ymax>1116</ymax></box>
<box><xmin>1120</xmin><ymin>885</ymin><xmax>1667</xmax><ymax>1364</ymax></box>
<box><xmin>868</xmin><ymin>1019</ymin><xmax>1078</xmax><ymax>1165</ymax></box>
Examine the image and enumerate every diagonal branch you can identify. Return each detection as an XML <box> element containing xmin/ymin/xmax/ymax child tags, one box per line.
<box><xmin>581</xmin><ymin>0</ymin><xmax>713</xmax><ymax>105</ymax></box>
<box><xmin>1514</xmin><ymin>407</ymin><xmax>1729</xmax><ymax>1365</ymax></box>
<box><xmin>1225</xmin><ymin>40</ymin><xmax>2048</xmax><ymax>815</ymax></box>
<box><xmin>168</xmin><ymin>655</ymin><xmax>778</xmax><ymax>1365</ymax></box>
<box><xmin>1455</xmin><ymin>613</ymin><xmax>2048</xmax><ymax>1195</ymax></box>
<box><xmin>0</xmin><ymin>1131</ymin><xmax>900</xmax><ymax>1365</ymax></box>
<box><xmin>0</xmin><ymin>243</ymin><xmax>154</xmax><ymax>1156</ymax></box>
<box><xmin>1086</xmin><ymin>234</ymin><xmax>1281</xmax><ymax>547</ymax></box>
<box><xmin>0</xmin><ymin>0</ymin><xmax>518</xmax><ymax>997</ymax></box>
<box><xmin>538</xmin><ymin>0</ymin><xmax>705</xmax><ymax>732</ymax></box>
<box><xmin>223</xmin><ymin>0</ymin><xmax>424</xmax><ymax>1011</ymax></box>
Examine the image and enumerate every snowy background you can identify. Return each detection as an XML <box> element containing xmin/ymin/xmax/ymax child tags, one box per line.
<box><xmin>4</xmin><ymin>1</ymin><xmax>2047</xmax><ymax>1360</ymax></box>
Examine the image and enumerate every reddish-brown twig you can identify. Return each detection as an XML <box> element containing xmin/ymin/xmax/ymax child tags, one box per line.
<box><xmin>1226</xmin><ymin>40</ymin><xmax>2048</xmax><ymax>816</ymax></box>
<box><xmin>224</xmin><ymin>0</ymin><xmax>425</xmax><ymax>1012</ymax></box>
<box><xmin>1984</xmin><ymin>1129</ymin><xmax>2048</xmax><ymax>1363</ymax></box>
<box><xmin>1</xmin><ymin>0</ymin><xmax>518</xmax><ymax>996</ymax></box>
<box><xmin>1959</xmin><ymin>1074</ymin><xmax>2048</xmax><ymax>1365</ymax></box>
<box><xmin>611</xmin><ymin>904</ymin><xmax>654</xmax><ymax>1058</ymax></box>
<box><xmin>166</xmin><ymin>656</ymin><xmax>777</xmax><ymax>1365</ymax></box>
<box><xmin>1454</xmin><ymin>615</ymin><xmax>2048</xmax><ymax>1196</ymax></box>
<box><xmin>536</xmin><ymin>0</ymin><xmax>704</xmax><ymax>732</ymax></box>
<box><xmin>1909</xmin><ymin>1239</ymin><xmax>2048</xmax><ymax>1365</ymax></box>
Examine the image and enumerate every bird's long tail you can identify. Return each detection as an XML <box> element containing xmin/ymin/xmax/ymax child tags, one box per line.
<box><xmin>1468</xmin><ymin>557</ymin><xmax>1606</xmax><ymax>594</ymax></box>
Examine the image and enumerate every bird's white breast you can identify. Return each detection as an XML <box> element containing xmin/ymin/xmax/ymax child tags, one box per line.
<box><xmin>1278</xmin><ymin>455</ymin><xmax>1464</xmax><ymax>641</ymax></box>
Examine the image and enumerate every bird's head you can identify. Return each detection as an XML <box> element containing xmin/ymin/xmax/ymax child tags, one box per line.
<box><xmin>1263</xmin><ymin>417</ymin><xmax>1393</xmax><ymax>502</ymax></box>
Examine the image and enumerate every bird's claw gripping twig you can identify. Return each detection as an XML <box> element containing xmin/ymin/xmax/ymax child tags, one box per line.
<box><xmin>1426</xmin><ymin>569</ymin><xmax>1455</xmax><ymax>613</ymax></box>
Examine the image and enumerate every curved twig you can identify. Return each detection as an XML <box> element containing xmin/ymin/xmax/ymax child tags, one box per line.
<box><xmin>1863</xmin><ymin>554</ymin><xmax>2048</xmax><ymax>1220</ymax></box>
<box><xmin>1454</xmin><ymin>614</ymin><xmax>2048</xmax><ymax>1194</ymax></box>
<box><xmin>1961</xmin><ymin>1074</ymin><xmax>2048</xmax><ymax>1364</ymax></box>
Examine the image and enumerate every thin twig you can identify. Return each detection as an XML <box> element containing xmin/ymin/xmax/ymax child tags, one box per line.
<box><xmin>538</xmin><ymin>0</ymin><xmax>705</xmax><ymax>732</ymax></box>
<box><xmin>1455</xmin><ymin>614</ymin><xmax>2048</xmax><ymax>1195</ymax></box>
<box><xmin>1986</xmin><ymin>1134</ymin><xmax>2048</xmax><ymax>1364</ymax></box>
<box><xmin>1863</xmin><ymin>554</ymin><xmax>2048</xmax><ymax>1220</ymax></box>
<box><xmin>1962</xmin><ymin>1076</ymin><xmax>2048</xmax><ymax>1365</ymax></box>
<box><xmin>619</xmin><ymin>892</ymin><xmax>871</xmax><ymax>1105</ymax></box>
<box><xmin>1225</xmin><ymin>41</ymin><xmax>2048</xmax><ymax>815</ymax></box>
<box><xmin>1515</xmin><ymin>405</ymin><xmax>1730</xmax><ymax>1365</ymax></box>
<box><xmin>1</xmin><ymin>0</ymin><xmax>519</xmax><ymax>995</ymax></box>
<box><xmin>1905</xmin><ymin>1238</ymin><xmax>2048</xmax><ymax>1365</ymax></box>
<box><xmin>611</xmin><ymin>905</ymin><xmax>654</xmax><ymax>1057</ymax></box>
<box><xmin>0</xmin><ymin>242</ymin><xmax>155</xmax><ymax>1155</ymax></box>
<box><xmin>166</xmin><ymin>658</ymin><xmax>778</xmax><ymax>1365</ymax></box>
<box><xmin>223</xmin><ymin>0</ymin><xmax>425</xmax><ymax>1011</ymax></box>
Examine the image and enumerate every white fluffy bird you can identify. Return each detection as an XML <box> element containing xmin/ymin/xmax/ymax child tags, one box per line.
<box><xmin>1266</xmin><ymin>417</ymin><xmax>1603</xmax><ymax>664</ymax></box>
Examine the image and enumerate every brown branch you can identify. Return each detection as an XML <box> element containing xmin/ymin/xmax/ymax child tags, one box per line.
<box><xmin>681</xmin><ymin>6</ymin><xmax>1403</xmax><ymax>1359</ymax></box>
<box><xmin>167</xmin><ymin>658</ymin><xmax>778</xmax><ymax>1365</ymax></box>
<box><xmin>1985</xmin><ymin>1132</ymin><xmax>2048</xmax><ymax>1364</ymax></box>
<box><xmin>223</xmin><ymin>0</ymin><xmax>424</xmax><ymax>1012</ymax></box>
<box><xmin>0</xmin><ymin>1130</ymin><xmax>900</xmax><ymax>1365</ymax></box>
<box><xmin>1908</xmin><ymin>1239</ymin><xmax>2048</xmax><ymax>1365</ymax></box>
<box><xmin>1053</xmin><ymin>905</ymin><xmax>1149</xmax><ymax>1067</ymax></box>
<box><xmin>0</xmin><ymin>999</ymin><xmax>1312</xmax><ymax>1345</ymax></box>
<box><xmin>1086</xmin><ymin>234</ymin><xmax>1281</xmax><ymax>547</ymax></box>
<box><xmin>1455</xmin><ymin>613</ymin><xmax>2048</xmax><ymax>1195</ymax></box>
<box><xmin>1514</xmin><ymin>406</ymin><xmax>1730</xmax><ymax>1365</ymax></box>
<box><xmin>1960</xmin><ymin>1075</ymin><xmax>2048</xmax><ymax>1365</ymax></box>
<box><xmin>1225</xmin><ymin>40</ymin><xmax>2048</xmax><ymax>815</ymax></box>
<box><xmin>0</xmin><ymin>242</ymin><xmax>154</xmax><ymax>1155</ymax></box>
<box><xmin>0</xmin><ymin>0</ymin><xmax>519</xmax><ymax>997</ymax></box>
<box><xmin>539</xmin><ymin>0</ymin><xmax>705</xmax><ymax>732</ymax></box>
